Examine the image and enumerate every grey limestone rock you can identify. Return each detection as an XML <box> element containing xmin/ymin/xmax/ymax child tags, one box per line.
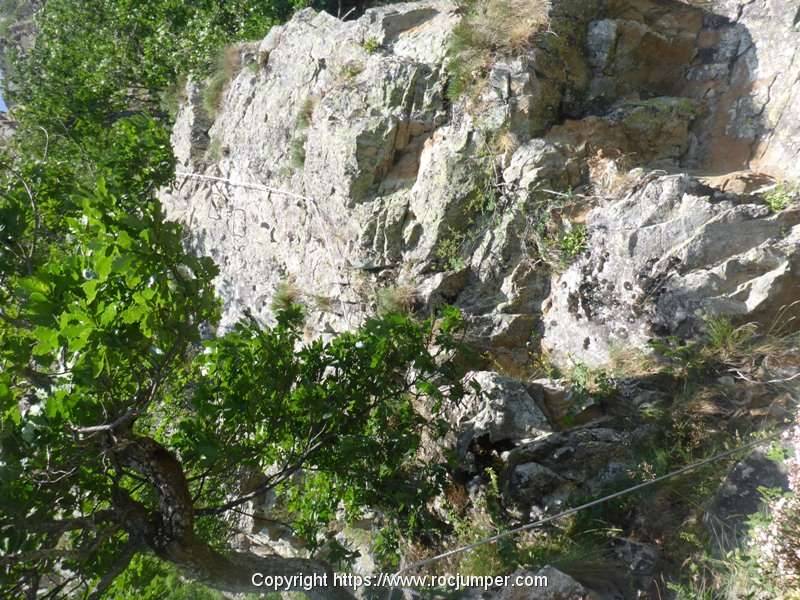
<box><xmin>455</xmin><ymin>371</ymin><xmax>553</xmax><ymax>459</ymax></box>
<box><xmin>542</xmin><ymin>174</ymin><xmax>800</xmax><ymax>367</ymax></box>
<box><xmin>502</xmin><ymin>427</ymin><xmax>635</xmax><ymax>518</ymax></box>
<box><xmin>705</xmin><ymin>450</ymin><xmax>789</xmax><ymax>555</ymax></box>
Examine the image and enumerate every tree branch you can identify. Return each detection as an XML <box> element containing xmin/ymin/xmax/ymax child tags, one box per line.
<box><xmin>22</xmin><ymin>510</ymin><xmax>116</xmax><ymax>535</ymax></box>
<box><xmin>196</xmin><ymin>432</ymin><xmax>330</xmax><ymax>516</ymax></box>
<box><xmin>104</xmin><ymin>432</ymin><xmax>354</xmax><ymax>599</ymax></box>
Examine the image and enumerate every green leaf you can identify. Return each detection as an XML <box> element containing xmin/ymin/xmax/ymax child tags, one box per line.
<box><xmin>99</xmin><ymin>303</ymin><xmax>118</xmax><ymax>326</ymax></box>
<box><xmin>95</xmin><ymin>252</ymin><xmax>115</xmax><ymax>282</ymax></box>
<box><xmin>92</xmin><ymin>348</ymin><xmax>107</xmax><ymax>377</ymax></box>
<box><xmin>61</xmin><ymin>322</ymin><xmax>94</xmax><ymax>353</ymax></box>
<box><xmin>32</xmin><ymin>327</ymin><xmax>60</xmax><ymax>356</ymax></box>
<box><xmin>82</xmin><ymin>280</ymin><xmax>100</xmax><ymax>304</ymax></box>
<box><xmin>121</xmin><ymin>304</ymin><xmax>147</xmax><ymax>325</ymax></box>
<box><xmin>18</xmin><ymin>276</ymin><xmax>50</xmax><ymax>295</ymax></box>
<box><xmin>112</xmin><ymin>253</ymin><xmax>135</xmax><ymax>272</ymax></box>
<box><xmin>4</xmin><ymin>404</ymin><xmax>21</xmax><ymax>427</ymax></box>
<box><xmin>46</xmin><ymin>391</ymin><xmax>67</xmax><ymax>419</ymax></box>
<box><xmin>116</xmin><ymin>230</ymin><xmax>134</xmax><ymax>249</ymax></box>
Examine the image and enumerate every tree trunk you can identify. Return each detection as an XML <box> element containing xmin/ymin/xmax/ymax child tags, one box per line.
<box><xmin>112</xmin><ymin>434</ymin><xmax>356</xmax><ymax>600</ymax></box>
<box><xmin>161</xmin><ymin>541</ymin><xmax>355</xmax><ymax>600</ymax></box>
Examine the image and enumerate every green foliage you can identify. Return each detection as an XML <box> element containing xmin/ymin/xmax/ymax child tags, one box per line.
<box><xmin>1</xmin><ymin>0</ymin><xmax>475</xmax><ymax>597</ymax></box>
<box><xmin>207</xmin><ymin>136</ymin><xmax>223</xmax><ymax>162</ymax></box>
<box><xmin>664</xmin><ymin>489</ymin><xmax>799</xmax><ymax>599</ymax></box>
<box><xmin>361</xmin><ymin>37</ymin><xmax>381</xmax><ymax>53</ymax></box>
<box><xmin>562</xmin><ymin>360</ymin><xmax>614</xmax><ymax>421</ymax></box>
<box><xmin>1</xmin><ymin>133</ymin><xmax>468</xmax><ymax>591</ymax></box>
<box><xmin>648</xmin><ymin>316</ymin><xmax>756</xmax><ymax>385</ymax></box>
<box><xmin>313</xmin><ymin>294</ymin><xmax>334</xmax><ymax>312</ymax></box>
<box><xmin>434</xmin><ymin>154</ymin><xmax>500</xmax><ymax>271</ymax></box>
<box><xmin>287</xmin><ymin>98</ymin><xmax>314</xmax><ymax>168</ymax></box>
<box><xmin>435</xmin><ymin>229</ymin><xmax>468</xmax><ymax>271</ymax></box>
<box><xmin>372</xmin><ymin>524</ymin><xmax>403</xmax><ymax>570</ymax></box>
<box><xmin>520</xmin><ymin>189</ymin><xmax>589</xmax><ymax>270</ymax></box>
<box><xmin>703</xmin><ymin>316</ymin><xmax>756</xmax><ymax>360</ymax></box>
<box><xmin>766</xmin><ymin>441</ymin><xmax>790</xmax><ymax>464</ymax></box>
<box><xmin>445</xmin><ymin>469</ymin><xmax>517</xmax><ymax>577</ymax></box>
<box><xmin>296</xmin><ymin>97</ymin><xmax>315</xmax><ymax>130</ymax></box>
<box><xmin>0</xmin><ymin>139</ymin><xmax>221</xmax><ymax>592</ymax></box>
<box><xmin>559</xmin><ymin>223</ymin><xmax>588</xmax><ymax>261</ymax></box>
<box><xmin>160</xmin><ymin>74</ymin><xmax>189</xmax><ymax>120</ymax></box>
<box><xmin>11</xmin><ymin>1</ymin><xmax>274</xmax><ymax>129</ymax></box>
<box><xmin>172</xmin><ymin>306</ymin><xmax>467</xmax><ymax>550</ymax></box>
<box><xmin>106</xmin><ymin>555</ymin><xmax>226</xmax><ymax>600</ymax></box>
<box><xmin>290</xmin><ymin>134</ymin><xmax>308</xmax><ymax>168</ymax></box>
<box><xmin>763</xmin><ymin>182</ymin><xmax>798</xmax><ymax>212</ymax></box>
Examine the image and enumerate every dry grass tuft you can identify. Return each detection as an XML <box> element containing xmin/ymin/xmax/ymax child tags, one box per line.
<box><xmin>271</xmin><ymin>279</ymin><xmax>303</xmax><ymax>312</ymax></box>
<box><xmin>586</xmin><ymin>148</ymin><xmax>635</xmax><ymax>198</ymax></box>
<box><xmin>202</xmin><ymin>45</ymin><xmax>244</xmax><ymax>118</ymax></box>
<box><xmin>447</xmin><ymin>0</ymin><xmax>551</xmax><ymax>100</ymax></box>
<box><xmin>463</xmin><ymin>0</ymin><xmax>551</xmax><ymax>55</ymax></box>
<box><xmin>376</xmin><ymin>284</ymin><xmax>419</xmax><ymax>316</ymax></box>
<box><xmin>489</xmin><ymin>128</ymin><xmax>521</xmax><ymax>158</ymax></box>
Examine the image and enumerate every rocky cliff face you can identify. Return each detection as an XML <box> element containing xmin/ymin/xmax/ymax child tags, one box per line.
<box><xmin>162</xmin><ymin>0</ymin><xmax>800</xmax><ymax>593</ymax></box>
<box><xmin>163</xmin><ymin>0</ymin><xmax>799</xmax><ymax>370</ymax></box>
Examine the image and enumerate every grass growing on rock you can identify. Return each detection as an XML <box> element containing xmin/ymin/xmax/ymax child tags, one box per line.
<box><xmin>159</xmin><ymin>73</ymin><xmax>188</xmax><ymax>120</ymax></box>
<box><xmin>339</xmin><ymin>60</ymin><xmax>364</xmax><ymax>82</ymax></box>
<box><xmin>558</xmin><ymin>223</ymin><xmax>588</xmax><ymax>261</ymax></box>
<box><xmin>520</xmin><ymin>188</ymin><xmax>591</xmax><ymax>270</ymax></box>
<box><xmin>764</xmin><ymin>182</ymin><xmax>799</xmax><ymax>212</ymax></box>
<box><xmin>206</xmin><ymin>136</ymin><xmax>223</xmax><ymax>162</ymax></box>
<box><xmin>289</xmin><ymin>135</ymin><xmax>307</xmax><ymax>168</ymax></box>
<box><xmin>435</xmin><ymin>229</ymin><xmax>469</xmax><ymax>271</ymax></box>
<box><xmin>376</xmin><ymin>285</ymin><xmax>419</xmax><ymax>316</ymax></box>
<box><xmin>361</xmin><ymin>36</ymin><xmax>381</xmax><ymax>53</ymax></box>
<box><xmin>434</xmin><ymin>151</ymin><xmax>502</xmax><ymax>271</ymax></box>
<box><xmin>518</xmin><ymin>314</ymin><xmax>799</xmax><ymax>593</ymax></box>
<box><xmin>202</xmin><ymin>46</ymin><xmax>243</xmax><ymax>118</ymax></box>
<box><xmin>271</xmin><ymin>279</ymin><xmax>303</xmax><ymax>312</ymax></box>
<box><xmin>446</xmin><ymin>0</ymin><xmax>551</xmax><ymax>100</ymax></box>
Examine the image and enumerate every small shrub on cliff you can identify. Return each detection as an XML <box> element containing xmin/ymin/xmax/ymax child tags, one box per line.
<box><xmin>704</xmin><ymin>316</ymin><xmax>756</xmax><ymax>361</ymax></box>
<box><xmin>559</xmin><ymin>223</ymin><xmax>588</xmax><ymax>261</ymax></box>
<box><xmin>674</xmin><ymin>424</ymin><xmax>800</xmax><ymax>598</ymax></box>
<box><xmin>436</xmin><ymin>229</ymin><xmax>468</xmax><ymax>271</ymax></box>
<box><xmin>361</xmin><ymin>36</ymin><xmax>381</xmax><ymax>53</ymax></box>
<box><xmin>764</xmin><ymin>182</ymin><xmax>799</xmax><ymax>212</ymax></box>
<box><xmin>160</xmin><ymin>73</ymin><xmax>189</xmax><ymax>120</ymax></box>
<box><xmin>434</xmin><ymin>154</ymin><xmax>502</xmax><ymax>271</ymax></box>
<box><xmin>290</xmin><ymin>134</ymin><xmax>308</xmax><ymax>167</ymax></box>
<box><xmin>519</xmin><ymin>189</ymin><xmax>592</xmax><ymax>270</ymax></box>
<box><xmin>339</xmin><ymin>60</ymin><xmax>365</xmax><ymax>81</ymax></box>
<box><xmin>206</xmin><ymin>136</ymin><xmax>223</xmax><ymax>162</ymax></box>
<box><xmin>746</xmin><ymin>421</ymin><xmax>800</xmax><ymax>589</ymax></box>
